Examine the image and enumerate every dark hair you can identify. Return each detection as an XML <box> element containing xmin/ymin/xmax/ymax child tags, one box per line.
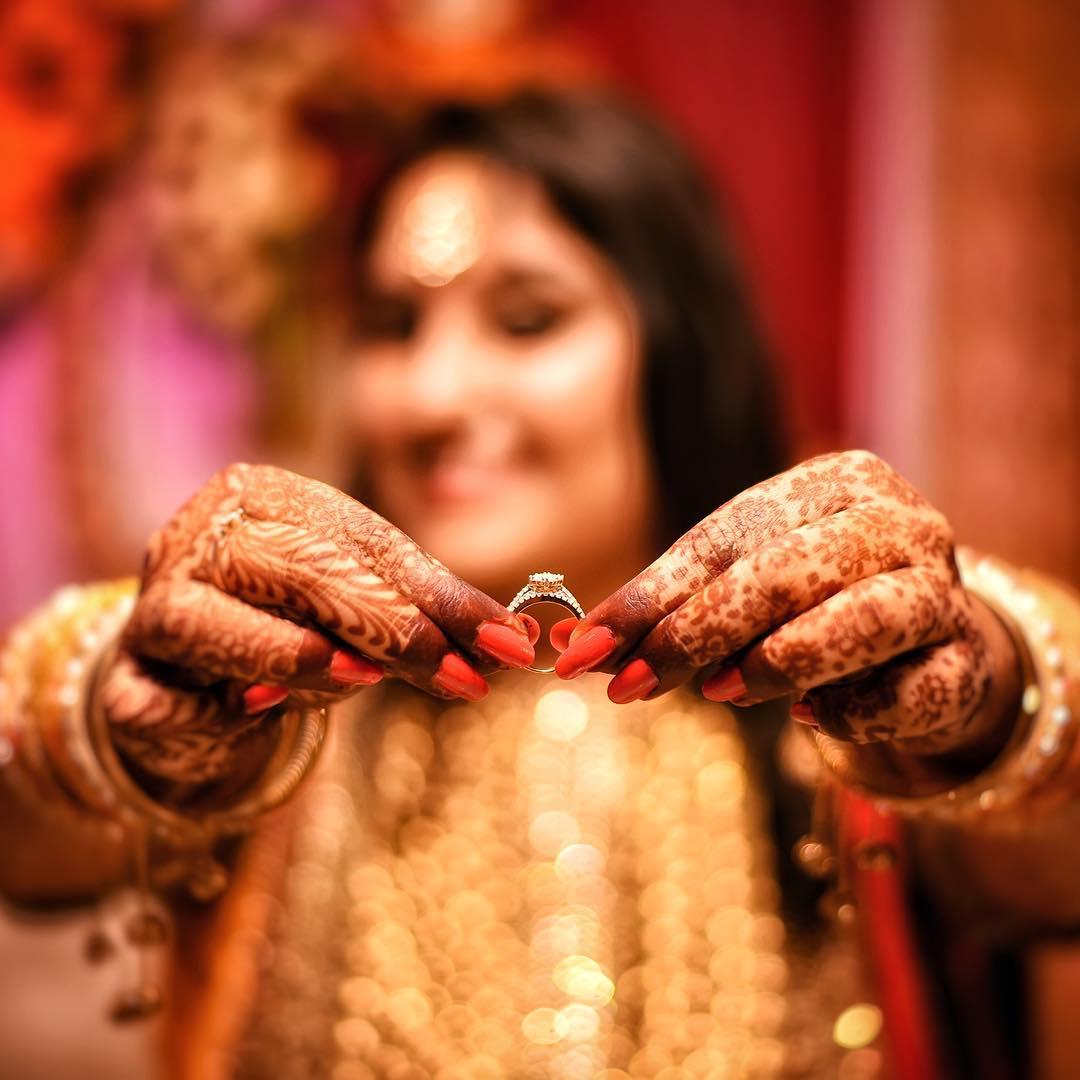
<box><xmin>353</xmin><ymin>88</ymin><xmax>788</xmax><ymax>548</ymax></box>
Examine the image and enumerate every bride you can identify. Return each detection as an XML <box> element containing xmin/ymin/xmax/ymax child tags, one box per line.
<box><xmin>2</xmin><ymin>89</ymin><xmax>1077</xmax><ymax>1079</ymax></box>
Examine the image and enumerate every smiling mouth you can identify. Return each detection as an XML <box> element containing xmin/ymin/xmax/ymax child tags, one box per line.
<box><xmin>421</xmin><ymin>461</ymin><xmax>517</xmax><ymax>504</ymax></box>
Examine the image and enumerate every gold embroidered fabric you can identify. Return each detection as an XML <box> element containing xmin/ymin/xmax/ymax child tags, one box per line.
<box><xmin>236</xmin><ymin>677</ymin><xmax>867</xmax><ymax>1079</ymax></box>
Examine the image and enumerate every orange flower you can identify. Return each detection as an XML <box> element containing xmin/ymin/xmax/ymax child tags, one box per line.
<box><xmin>0</xmin><ymin>0</ymin><xmax>130</xmax><ymax>295</ymax></box>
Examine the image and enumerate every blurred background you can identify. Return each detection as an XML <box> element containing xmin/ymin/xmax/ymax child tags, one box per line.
<box><xmin>1</xmin><ymin>0</ymin><xmax>1077</xmax><ymax>628</ymax></box>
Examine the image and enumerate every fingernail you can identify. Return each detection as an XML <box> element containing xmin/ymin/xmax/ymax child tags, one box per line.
<box><xmin>329</xmin><ymin>650</ymin><xmax>383</xmax><ymax>686</ymax></box>
<box><xmin>244</xmin><ymin>684</ymin><xmax>289</xmax><ymax>714</ymax></box>
<box><xmin>550</xmin><ymin>617</ymin><xmax>579</xmax><ymax>653</ymax></box>
<box><xmin>554</xmin><ymin>626</ymin><xmax>617</xmax><ymax>679</ymax></box>
<box><xmin>701</xmin><ymin>667</ymin><xmax>747</xmax><ymax>702</ymax></box>
<box><xmin>433</xmin><ymin>654</ymin><xmax>489</xmax><ymax>701</ymax></box>
<box><xmin>519</xmin><ymin>613</ymin><xmax>541</xmax><ymax>646</ymax></box>
<box><xmin>790</xmin><ymin>701</ymin><xmax>818</xmax><ymax>726</ymax></box>
<box><xmin>475</xmin><ymin>621</ymin><xmax>534</xmax><ymax>668</ymax></box>
<box><xmin>607</xmin><ymin>659</ymin><xmax>660</xmax><ymax>704</ymax></box>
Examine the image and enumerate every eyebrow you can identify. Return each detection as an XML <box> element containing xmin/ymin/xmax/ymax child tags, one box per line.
<box><xmin>361</xmin><ymin>255</ymin><xmax>586</xmax><ymax>295</ymax></box>
<box><xmin>487</xmin><ymin>264</ymin><xmax>581</xmax><ymax>291</ymax></box>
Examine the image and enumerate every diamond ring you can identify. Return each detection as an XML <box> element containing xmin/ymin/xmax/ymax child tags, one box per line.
<box><xmin>507</xmin><ymin>573</ymin><xmax>584</xmax><ymax>674</ymax></box>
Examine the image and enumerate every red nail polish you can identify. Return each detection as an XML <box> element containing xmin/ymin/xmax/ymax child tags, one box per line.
<box><xmin>432</xmin><ymin>654</ymin><xmax>489</xmax><ymax>701</ymax></box>
<box><xmin>519</xmin><ymin>613</ymin><xmax>541</xmax><ymax>646</ymax></box>
<box><xmin>790</xmin><ymin>701</ymin><xmax>818</xmax><ymax>726</ymax></box>
<box><xmin>475</xmin><ymin>621</ymin><xmax>534</xmax><ymax>667</ymax></box>
<box><xmin>701</xmin><ymin>667</ymin><xmax>747</xmax><ymax>702</ymax></box>
<box><xmin>244</xmin><ymin>684</ymin><xmax>289</xmax><ymax>715</ymax></box>
<box><xmin>549</xmin><ymin>617</ymin><xmax>579</xmax><ymax>653</ymax></box>
<box><xmin>329</xmin><ymin>650</ymin><xmax>383</xmax><ymax>686</ymax></box>
<box><xmin>607</xmin><ymin>659</ymin><xmax>660</xmax><ymax>704</ymax></box>
<box><xmin>554</xmin><ymin>626</ymin><xmax>617</xmax><ymax>679</ymax></box>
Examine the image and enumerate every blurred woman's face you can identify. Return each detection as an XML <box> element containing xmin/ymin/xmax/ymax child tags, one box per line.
<box><xmin>346</xmin><ymin>152</ymin><xmax>658</xmax><ymax>607</ymax></box>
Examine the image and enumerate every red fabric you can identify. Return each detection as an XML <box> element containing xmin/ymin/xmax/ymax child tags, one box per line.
<box><xmin>845</xmin><ymin>791</ymin><xmax>942</xmax><ymax>1080</ymax></box>
<box><xmin>561</xmin><ymin>0</ymin><xmax>855</xmax><ymax>451</ymax></box>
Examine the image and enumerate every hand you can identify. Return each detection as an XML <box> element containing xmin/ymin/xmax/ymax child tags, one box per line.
<box><xmin>555</xmin><ymin>451</ymin><xmax>1019</xmax><ymax>757</ymax></box>
<box><xmin>101</xmin><ymin>464</ymin><xmax>536</xmax><ymax>783</ymax></box>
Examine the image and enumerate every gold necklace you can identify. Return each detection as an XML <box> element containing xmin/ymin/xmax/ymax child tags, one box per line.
<box><xmin>237</xmin><ymin>677</ymin><xmax>866</xmax><ymax>1078</ymax></box>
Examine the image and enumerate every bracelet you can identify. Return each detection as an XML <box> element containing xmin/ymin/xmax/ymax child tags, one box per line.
<box><xmin>85</xmin><ymin>639</ymin><xmax>328</xmax><ymax>848</ymax></box>
<box><xmin>815</xmin><ymin>550</ymin><xmax>1079</xmax><ymax>825</ymax></box>
<box><xmin>0</xmin><ymin>581</ymin><xmax>139</xmax><ymax>824</ymax></box>
<box><xmin>1</xmin><ymin>579</ymin><xmax>331</xmax><ymax>1021</ymax></box>
<box><xmin>959</xmin><ymin>550</ymin><xmax>1076</xmax><ymax>789</ymax></box>
<box><xmin>1</xmin><ymin>580</ymin><xmax>329</xmax><ymax>853</ymax></box>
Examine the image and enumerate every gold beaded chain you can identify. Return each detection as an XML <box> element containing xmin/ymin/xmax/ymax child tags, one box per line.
<box><xmin>237</xmin><ymin>677</ymin><xmax>870</xmax><ymax>1079</ymax></box>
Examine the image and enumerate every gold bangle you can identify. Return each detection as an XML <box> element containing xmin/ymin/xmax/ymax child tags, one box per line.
<box><xmin>818</xmin><ymin>550</ymin><xmax>1078</xmax><ymax>824</ymax></box>
<box><xmin>85</xmin><ymin>639</ymin><xmax>328</xmax><ymax>847</ymax></box>
<box><xmin>2</xmin><ymin>582</ymin><xmax>329</xmax><ymax>848</ymax></box>
<box><xmin>0</xmin><ymin>581</ymin><xmax>138</xmax><ymax>824</ymax></box>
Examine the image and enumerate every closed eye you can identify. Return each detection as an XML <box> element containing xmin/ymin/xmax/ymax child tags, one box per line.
<box><xmin>355</xmin><ymin>293</ymin><xmax>418</xmax><ymax>342</ymax></box>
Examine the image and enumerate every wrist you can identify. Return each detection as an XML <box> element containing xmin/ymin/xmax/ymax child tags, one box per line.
<box><xmin>1</xmin><ymin>582</ymin><xmax>327</xmax><ymax>888</ymax></box>
<box><xmin>87</xmin><ymin>639</ymin><xmax>327</xmax><ymax>850</ymax></box>
<box><xmin>816</xmin><ymin>550</ymin><xmax>1079</xmax><ymax>822</ymax></box>
<box><xmin>950</xmin><ymin>593</ymin><xmax>1024</xmax><ymax>753</ymax></box>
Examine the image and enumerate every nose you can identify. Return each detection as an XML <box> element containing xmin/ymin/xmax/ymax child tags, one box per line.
<box><xmin>400</xmin><ymin>312</ymin><xmax>480</xmax><ymax>432</ymax></box>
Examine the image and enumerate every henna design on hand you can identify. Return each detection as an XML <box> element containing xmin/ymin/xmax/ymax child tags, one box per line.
<box><xmin>566</xmin><ymin>450</ymin><xmax>997</xmax><ymax>754</ymax></box>
<box><xmin>110</xmin><ymin>463</ymin><xmax>530</xmax><ymax>783</ymax></box>
<box><xmin>100</xmin><ymin>653</ymin><xmax>262</xmax><ymax>783</ymax></box>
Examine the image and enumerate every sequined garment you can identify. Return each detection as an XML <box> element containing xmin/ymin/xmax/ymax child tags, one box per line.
<box><xmin>237</xmin><ymin>675</ymin><xmax>867</xmax><ymax>1079</ymax></box>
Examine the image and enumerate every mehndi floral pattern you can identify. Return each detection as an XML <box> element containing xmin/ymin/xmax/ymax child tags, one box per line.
<box><xmin>571</xmin><ymin>451</ymin><xmax>997</xmax><ymax>753</ymax></box>
<box><xmin>104</xmin><ymin>464</ymin><xmax>529</xmax><ymax>783</ymax></box>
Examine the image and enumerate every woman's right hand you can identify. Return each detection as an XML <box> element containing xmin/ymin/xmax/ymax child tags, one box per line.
<box><xmin>99</xmin><ymin>463</ymin><xmax>536</xmax><ymax>784</ymax></box>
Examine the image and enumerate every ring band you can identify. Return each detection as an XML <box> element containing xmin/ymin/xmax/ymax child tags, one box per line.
<box><xmin>507</xmin><ymin>573</ymin><xmax>584</xmax><ymax>674</ymax></box>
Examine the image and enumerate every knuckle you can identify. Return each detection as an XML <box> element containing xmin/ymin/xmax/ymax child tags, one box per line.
<box><xmin>396</xmin><ymin>608</ymin><xmax>437</xmax><ymax>661</ymax></box>
<box><xmin>219</xmin><ymin>461</ymin><xmax>254</xmax><ymax>485</ymax></box>
<box><xmin>123</xmin><ymin>593</ymin><xmax>158</xmax><ymax>648</ymax></box>
<box><xmin>755</xmin><ymin>629</ymin><xmax>813</xmax><ymax>687</ymax></box>
<box><xmin>211</xmin><ymin>461</ymin><xmax>254</xmax><ymax>500</ymax></box>
<box><xmin>662</xmin><ymin>611</ymin><xmax>703</xmax><ymax>664</ymax></box>
<box><xmin>850</xmin><ymin>588</ymin><xmax>893</xmax><ymax>645</ymax></box>
<box><xmin>427</xmin><ymin>576</ymin><xmax>470</xmax><ymax>623</ymax></box>
<box><xmin>142</xmin><ymin>527</ymin><xmax>170</xmax><ymax>580</ymax></box>
<box><xmin>751</xmin><ymin>637</ymin><xmax>791</xmax><ymax>682</ymax></box>
<box><xmin>844</xmin><ymin>448</ymin><xmax>882</xmax><ymax>470</ymax></box>
<box><xmin>931</xmin><ymin>508</ymin><xmax>955</xmax><ymax>548</ymax></box>
<box><xmin>687</xmin><ymin>523</ymin><xmax>740</xmax><ymax>585</ymax></box>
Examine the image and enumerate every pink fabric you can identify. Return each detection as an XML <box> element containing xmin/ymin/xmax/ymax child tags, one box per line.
<box><xmin>0</xmin><ymin>312</ymin><xmax>71</xmax><ymax>629</ymax></box>
<box><xmin>0</xmin><ymin>200</ymin><xmax>259</xmax><ymax>629</ymax></box>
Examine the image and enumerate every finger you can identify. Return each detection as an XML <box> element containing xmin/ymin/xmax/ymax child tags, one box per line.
<box><xmin>550</xmin><ymin>617</ymin><xmax>579</xmax><ymax>653</ymax></box>
<box><xmin>242</xmin><ymin>684</ymin><xmax>291</xmax><ymax>714</ymax></box>
<box><xmin>798</xmin><ymin>637</ymin><xmax>992</xmax><ymax>750</ymax></box>
<box><xmin>598</xmin><ymin>514</ymin><xmax>923</xmax><ymax>701</ymax></box>
<box><xmin>127</xmin><ymin>579</ymin><xmax>382</xmax><ymax>691</ymax></box>
<box><xmin>558</xmin><ymin>453</ymin><xmax>878</xmax><ymax>666</ymax></box>
<box><xmin>101</xmin><ymin>652</ymin><xmax>263</xmax><ymax>783</ymax></box>
<box><xmin>194</xmin><ymin>518</ymin><xmax>498</xmax><ymax>692</ymax></box>
<box><xmin>556</xmin><ymin>452</ymin><xmax>921</xmax><ymax>678</ymax></box>
<box><xmin>232</xmin><ymin>465</ymin><xmax>534</xmax><ymax>661</ymax></box>
<box><xmin>202</xmin><ymin>512</ymin><xmax>530</xmax><ymax>670</ymax></box>
<box><xmin>519</xmin><ymin>613</ymin><xmax>541</xmax><ymax>646</ymax></box>
<box><xmin>731</xmin><ymin>564</ymin><xmax>960</xmax><ymax>701</ymax></box>
<box><xmin>137</xmin><ymin>572</ymin><xmax>487</xmax><ymax>704</ymax></box>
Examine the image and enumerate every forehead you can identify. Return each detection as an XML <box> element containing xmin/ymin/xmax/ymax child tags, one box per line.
<box><xmin>366</xmin><ymin>151</ymin><xmax>603</xmax><ymax>286</ymax></box>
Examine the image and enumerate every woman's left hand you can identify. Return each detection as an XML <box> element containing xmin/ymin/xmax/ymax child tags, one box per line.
<box><xmin>555</xmin><ymin>450</ymin><xmax>1018</xmax><ymax>755</ymax></box>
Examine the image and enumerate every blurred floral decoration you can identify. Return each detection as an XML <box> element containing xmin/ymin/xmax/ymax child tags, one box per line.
<box><xmin>132</xmin><ymin>0</ymin><xmax>598</xmax><ymax>445</ymax></box>
<box><xmin>2</xmin><ymin>0</ymin><xmax>596</xmax><ymax>343</ymax></box>
<box><xmin>343</xmin><ymin>0</ymin><xmax>598</xmax><ymax>124</ymax></box>
<box><xmin>136</xmin><ymin>21</ymin><xmax>344</xmax><ymax>447</ymax></box>
<box><xmin>0</xmin><ymin>0</ymin><xmax>177</xmax><ymax>313</ymax></box>
<box><xmin>14</xmin><ymin>0</ymin><xmax>601</xmax><ymax>538</ymax></box>
<box><xmin>141</xmin><ymin>23</ymin><xmax>338</xmax><ymax>338</ymax></box>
